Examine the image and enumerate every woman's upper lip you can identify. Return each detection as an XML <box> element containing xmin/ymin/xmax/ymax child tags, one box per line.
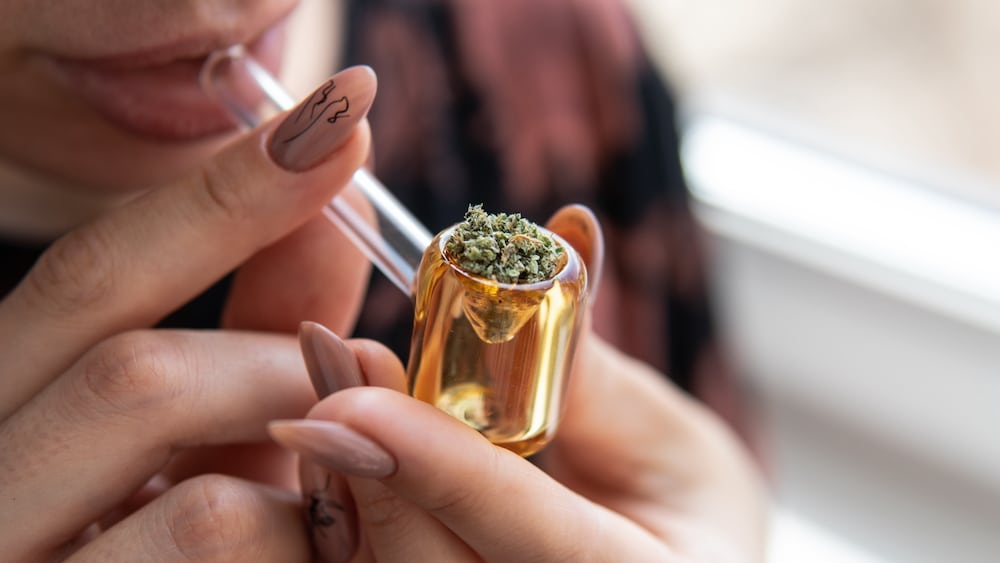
<box><xmin>46</xmin><ymin>22</ymin><xmax>286</xmax><ymax>142</ymax></box>
<box><xmin>48</xmin><ymin>0</ymin><xmax>299</xmax><ymax>70</ymax></box>
<box><xmin>63</xmin><ymin>34</ymin><xmax>246</xmax><ymax>72</ymax></box>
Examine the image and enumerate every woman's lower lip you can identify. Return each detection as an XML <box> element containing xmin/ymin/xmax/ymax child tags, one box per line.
<box><xmin>48</xmin><ymin>25</ymin><xmax>285</xmax><ymax>142</ymax></box>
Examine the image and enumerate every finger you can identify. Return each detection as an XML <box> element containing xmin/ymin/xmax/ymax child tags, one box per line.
<box><xmin>0</xmin><ymin>330</ymin><xmax>313</xmax><ymax>560</ymax></box>
<box><xmin>548</xmin><ymin>333</ymin><xmax>767</xmax><ymax>555</ymax></box>
<box><xmin>294</xmin><ymin>322</ymin><xmax>370</xmax><ymax>563</ymax></box>
<box><xmin>271</xmin><ymin>388</ymin><xmax>669</xmax><ymax>562</ymax></box>
<box><xmin>341</xmin><ymin>336</ymin><xmax>476</xmax><ymax>562</ymax></box>
<box><xmin>150</xmin><ymin>324</ymin><xmax>398</xmax><ymax>496</ymax></box>
<box><xmin>296</xmin><ymin>323</ymin><xmax>453</xmax><ymax>563</ymax></box>
<box><xmin>544</xmin><ymin>332</ymin><xmax>703</xmax><ymax>491</ymax></box>
<box><xmin>0</xmin><ymin>66</ymin><xmax>377</xmax><ymax>419</ymax></box>
<box><xmin>298</xmin><ymin>321</ymin><xmax>407</xmax><ymax>398</ymax></box>
<box><xmin>348</xmin><ymin>337</ymin><xmax>407</xmax><ymax>394</ymax></box>
<box><xmin>347</xmin><ymin>475</ymin><xmax>478</xmax><ymax>563</ymax></box>
<box><xmin>159</xmin><ymin>441</ymin><xmax>300</xmax><ymax>493</ymax></box>
<box><xmin>222</xmin><ymin>185</ymin><xmax>375</xmax><ymax>336</ymax></box>
<box><xmin>298</xmin><ymin>461</ymin><xmax>358</xmax><ymax>563</ymax></box>
<box><xmin>277</xmin><ymin>419</ymin><xmax>479</xmax><ymax>563</ymax></box>
<box><xmin>555</xmin><ymin>332</ymin><xmax>752</xmax><ymax>493</ymax></box>
<box><xmin>66</xmin><ymin>475</ymin><xmax>310</xmax><ymax>563</ymax></box>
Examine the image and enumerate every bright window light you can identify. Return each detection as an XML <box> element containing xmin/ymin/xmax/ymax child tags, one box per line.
<box><xmin>683</xmin><ymin>116</ymin><xmax>1000</xmax><ymax>333</ymax></box>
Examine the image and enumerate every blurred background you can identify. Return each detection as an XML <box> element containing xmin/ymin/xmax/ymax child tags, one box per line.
<box><xmin>626</xmin><ymin>0</ymin><xmax>1000</xmax><ymax>561</ymax></box>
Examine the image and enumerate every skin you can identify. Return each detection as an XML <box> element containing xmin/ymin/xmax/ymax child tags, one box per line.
<box><xmin>0</xmin><ymin>0</ymin><xmax>298</xmax><ymax>236</ymax></box>
<box><xmin>312</xmin><ymin>335</ymin><xmax>767</xmax><ymax>562</ymax></box>
<box><xmin>0</xmin><ymin>0</ymin><xmax>766</xmax><ymax>561</ymax></box>
<box><xmin>291</xmin><ymin>207</ymin><xmax>766</xmax><ymax>562</ymax></box>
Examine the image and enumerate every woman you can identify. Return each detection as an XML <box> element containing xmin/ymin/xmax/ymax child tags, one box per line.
<box><xmin>0</xmin><ymin>0</ymin><xmax>765</xmax><ymax>561</ymax></box>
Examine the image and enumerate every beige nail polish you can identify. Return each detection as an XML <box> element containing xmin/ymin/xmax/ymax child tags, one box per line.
<box><xmin>269</xmin><ymin>420</ymin><xmax>396</xmax><ymax>479</ymax></box>
<box><xmin>269</xmin><ymin>66</ymin><xmax>377</xmax><ymax>172</ymax></box>
<box><xmin>299</xmin><ymin>322</ymin><xmax>365</xmax><ymax>398</ymax></box>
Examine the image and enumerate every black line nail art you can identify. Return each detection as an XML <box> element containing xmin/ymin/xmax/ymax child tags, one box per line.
<box><xmin>282</xmin><ymin>80</ymin><xmax>351</xmax><ymax>144</ymax></box>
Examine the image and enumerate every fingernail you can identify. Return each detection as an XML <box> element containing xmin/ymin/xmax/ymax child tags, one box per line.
<box><xmin>300</xmin><ymin>463</ymin><xmax>357</xmax><ymax>563</ymax></box>
<box><xmin>269</xmin><ymin>420</ymin><xmax>396</xmax><ymax>479</ymax></box>
<box><xmin>269</xmin><ymin>66</ymin><xmax>377</xmax><ymax>172</ymax></box>
<box><xmin>547</xmin><ymin>204</ymin><xmax>604</xmax><ymax>298</ymax></box>
<box><xmin>299</xmin><ymin>322</ymin><xmax>365</xmax><ymax>398</ymax></box>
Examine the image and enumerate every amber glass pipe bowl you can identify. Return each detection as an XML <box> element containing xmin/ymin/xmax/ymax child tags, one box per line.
<box><xmin>406</xmin><ymin>225</ymin><xmax>588</xmax><ymax>456</ymax></box>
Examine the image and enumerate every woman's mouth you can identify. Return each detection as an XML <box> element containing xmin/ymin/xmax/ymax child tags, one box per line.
<box><xmin>46</xmin><ymin>23</ymin><xmax>285</xmax><ymax>142</ymax></box>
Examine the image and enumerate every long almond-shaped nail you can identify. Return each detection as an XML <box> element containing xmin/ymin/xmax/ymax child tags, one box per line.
<box><xmin>270</xmin><ymin>420</ymin><xmax>396</xmax><ymax>479</ymax></box>
<box><xmin>299</xmin><ymin>322</ymin><xmax>366</xmax><ymax>398</ymax></box>
<box><xmin>269</xmin><ymin>66</ymin><xmax>377</xmax><ymax>172</ymax></box>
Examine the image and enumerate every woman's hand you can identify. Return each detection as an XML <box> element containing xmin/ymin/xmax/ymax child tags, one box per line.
<box><xmin>0</xmin><ymin>67</ymin><xmax>378</xmax><ymax>562</ymax></box>
<box><xmin>271</xmin><ymin>206</ymin><xmax>767</xmax><ymax>562</ymax></box>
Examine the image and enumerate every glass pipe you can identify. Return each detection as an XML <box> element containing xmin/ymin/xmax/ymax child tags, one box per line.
<box><xmin>407</xmin><ymin>226</ymin><xmax>587</xmax><ymax>456</ymax></box>
<box><xmin>201</xmin><ymin>49</ymin><xmax>589</xmax><ymax>455</ymax></box>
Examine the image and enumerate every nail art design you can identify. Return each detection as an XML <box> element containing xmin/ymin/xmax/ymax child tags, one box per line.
<box><xmin>269</xmin><ymin>66</ymin><xmax>377</xmax><ymax>172</ymax></box>
<box><xmin>299</xmin><ymin>321</ymin><xmax>366</xmax><ymax>398</ymax></box>
<box><xmin>300</xmin><ymin>462</ymin><xmax>357</xmax><ymax>563</ymax></box>
<box><xmin>283</xmin><ymin>82</ymin><xmax>350</xmax><ymax>143</ymax></box>
<box><xmin>307</xmin><ymin>474</ymin><xmax>342</xmax><ymax>533</ymax></box>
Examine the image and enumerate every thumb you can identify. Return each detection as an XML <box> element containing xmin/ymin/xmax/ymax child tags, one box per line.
<box><xmin>270</xmin><ymin>387</ymin><xmax>668</xmax><ymax>562</ymax></box>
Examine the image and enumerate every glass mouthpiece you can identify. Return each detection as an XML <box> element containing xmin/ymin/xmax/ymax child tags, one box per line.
<box><xmin>200</xmin><ymin>46</ymin><xmax>432</xmax><ymax>296</ymax></box>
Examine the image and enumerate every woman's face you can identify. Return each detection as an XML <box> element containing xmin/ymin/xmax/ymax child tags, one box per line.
<box><xmin>0</xmin><ymin>0</ymin><xmax>297</xmax><ymax>196</ymax></box>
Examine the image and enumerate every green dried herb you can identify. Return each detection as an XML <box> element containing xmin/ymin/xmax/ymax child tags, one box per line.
<box><xmin>445</xmin><ymin>204</ymin><xmax>563</xmax><ymax>284</ymax></box>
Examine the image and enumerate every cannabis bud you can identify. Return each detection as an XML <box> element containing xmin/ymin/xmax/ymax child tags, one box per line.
<box><xmin>444</xmin><ymin>205</ymin><xmax>564</xmax><ymax>284</ymax></box>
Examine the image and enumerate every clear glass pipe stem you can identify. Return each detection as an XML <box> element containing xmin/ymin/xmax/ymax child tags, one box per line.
<box><xmin>200</xmin><ymin>46</ymin><xmax>432</xmax><ymax>296</ymax></box>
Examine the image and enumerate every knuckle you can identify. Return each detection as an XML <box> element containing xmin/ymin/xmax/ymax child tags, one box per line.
<box><xmin>23</xmin><ymin>223</ymin><xmax>117</xmax><ymax>314</ymax></box>
<box><xmin>356</xmin><ymin>486</ymin><xmax>416</xmax><ymax>532</ymax></box>
<box><xmin>554</xmin><ymin>512</ymin><xmax>604</xmax><ymax>563</ymax></box>
<box><xmin>165</xmin><ymin>475</ymin><xmax>269</xmax><ymax>561</ymax></box>
<box><xmin>419</xmin><ymin>449</ymin><xmax>501</xmax><ymax>517</ymax></box>
<box><xmin>197</xmin><ymin>161</ymin><xmax>256</xmax><ymax>224</ymax></box>
<box><xmin>77</xmin><ymin>331</ymin><xmax>187</xmax><ymax>418</ymax></box>
<box><xmin>421</xmin><ymin>477</ymin><xmax>481</xmax><ymax>516</ymax></box>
